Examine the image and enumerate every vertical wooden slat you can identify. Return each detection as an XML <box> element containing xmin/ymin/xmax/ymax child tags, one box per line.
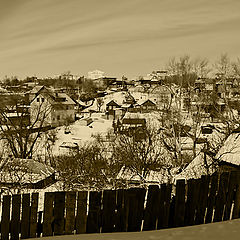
<box><xmin>65</xmin><ymin>192</ymin><xmax>76</xmax><ymax>235</ymax></box>
<box><xmin>42</xmin><ymin>192</ymin><xmax>55</xmax><ymax>236</ymax></box>
<box><xmin>37</xmin><ymin>211</ymin><xmax>43</xmax><ymax>238</ymax></box>
<box><xmin>86</xmin><ymin>191</ymin><xmax>102</xmax><ymax>233</ymax></box>
<box><xmin>126</xmin><ymin>188</ymin><xmax>146</xmax><ymax>232</ymax></box>
<box><xmin>143</xmin><ymin>185</ymin><xmax>160</xmax><ymax>231</ymax></box>
<box><xmin>214</xmin><ymin>172</ymin><xmax>229</xmax><ymax>222</ymax></box>
<box><xmin>76</xmin><ymin>191</ymin><xmax>87</xmax><ymax>234</ymax></box>
<box><xmin>11</xmin><ymin>194</ymin><xmax>21</xmax><ymax>240</ymax></box>
<box><xmin>195</xmin><ymin>175</ymin><xmax>210</xmax><ymax>224</ymax></box>
<box><xmin>205</xmin><ymin>174</ymin><xmax>218</xmax><ymax>223</ymax></box>
<box><xmin>224</xmin><ymin>171</ymin><xmax>237</xmax><ymax>221</ymax></box>
<box><xmin>232</xmin><ymin>171</ymin><xmax>240</xmax><ymax>219</ymax></box>
<box><xmin>163</xmin><ymin>184</ymin><xmax>172</xmax><ymax>228</ymax></box>
<box><xmin>185</xmin><ymin>179</ymin><xmax>199</xmax><ymax>226</ymax></box>
<box><xmin>29</xmin><ymin>193</ymin><xmax>39</xmax><ymax>238</ymax></box>
<box><xmin>1</xmin><ymin>195</ymin><xmax>11</xmax><ymax>240</ymax></box>
<box><xmin>115</xmin><ymin>189</ymin><xmax>127</xmax><ymax>232</ymax></box>
<box><xmin>102</xmin><ymin>189</ymin><xmax>117</xmax><ymax>233</ymax></box>
<box><xmin>54</xmin><ymin>192</ymin><xmax>65</xmax><ymax>235</ymax></box>
<box><xmin>174</xmin><ymin>179</ymin><xmax>186</xmax><ymax>227</ymax></box>
<box><xmin>21</xmin><ymin>193</ymin><xmax>31</xmax><ymax>239</ymax></box>
<box><xmin>156</xmin><ymin>183</ymin><xmax>166</xmax><ymax>229</ymax></box>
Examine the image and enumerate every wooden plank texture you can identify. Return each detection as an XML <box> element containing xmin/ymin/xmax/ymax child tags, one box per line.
<box><xmin>1</xmin><ymin>195</ymin><xmax>11</xmax><ymax>240</ymax></box>
<box><xmin>195</xmin><ymin>175</ymin><xmax>210</xmax><ymax>225</ymax></box>
<box><xmin>86</xmin><ymin>191</ymin><xmax>102</xmax><ymax>233</ymax></box>
<box><xmin>65</xmin><ymin>191</ymin><xmax>76</xmax><ymax>235</ymax></box>
<box><xmin>214</xmin><ymin>172</ymin><xmax>229</xmax><ymax>222</ymax></box>
<box><xmin>126</xmin><ymin>188</ymin><xmax>146</xmax><ymax>232</ymax></box>
<box><xmin>42</xmin><ymin>192</ymin><xmax>55</xmax><ymax>236</ymax></box>
<box><xmin>102</xmin><ymin>189</ymin><xmax>117</xmax><ymax>233</ymax></box>
<box><xmin>21</xmin><ymin>193</ymin><xmax>31</xmax><ymax>239</ymax></box>
<box><xmin>174</xmin><ymin>179</ymin><xmax>186</xmax><ymax>227</ymax></box>
<box><xmin>115</xmin><ymin>189</ymin><xmax>127</xmax><ymax>232</ymax></box>
<box><xmin>54</xmin><ymin>192</ymin><xmax>65</xmax><ymax>235</ymax></box>
<box><xmin>205</xmin><ymin>174</ymin><xmax>218</xmax><ymax>223</ymax></box>
<box><xmin>29</xmin><ymin>193</ymin><xmax>39</xmax><ymax>238</ymax></box>
<box><xmin>11</xmin><ymin>194</ymin><xmax>21</xmax><ymax>240</ymax></box>
<box><xmin>76</xmin><ymin>191</ymin><xmax>88</xmax><ymax>234</ymax></box>
<box><xmin>143</xmin><ymin>185</ymin><xmax>160</xmax><ymax>231</ymax></box>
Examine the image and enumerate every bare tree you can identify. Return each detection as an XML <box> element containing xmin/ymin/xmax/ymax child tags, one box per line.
<box><xmin>0</xmin><ymin>95</ymin><xmax>52</xmax><ymax>159</ymax></box>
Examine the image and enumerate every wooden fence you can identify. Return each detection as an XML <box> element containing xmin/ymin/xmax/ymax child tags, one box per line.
<box><xmin>1</xmin><ymin>170</ymin><xmax>240</xmax><ymax>239</ymax></box>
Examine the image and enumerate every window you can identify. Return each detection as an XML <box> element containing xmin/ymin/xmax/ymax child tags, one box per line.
<box><xmin>57</xmin><ymin>115</ymin><xmax>60</xmax><ymax>120</ymax></box>
<box><xmin>66</xmin><ymin>106</ymin><xmax>69</xmax><ymax>110</ymax></box>
<box><xmin>42</xmin><ymin>98</ymin><xmax>45</xmax><ymax>102</ymax></box>
<box><xmin>37</xmin><ymin>98</ymin><xmax>40</xmax><ymax>102</ymax></box>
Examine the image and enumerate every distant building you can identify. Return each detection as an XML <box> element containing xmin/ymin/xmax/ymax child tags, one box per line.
<box><xmin>87</xmin><ymin>70</ymin><xmax>105</xmax><ymax>80</ymax></box>
<box><xmin>29</xmin><ymin>86</ymin><xmax>76</xmax><ymax>127</ymax></box>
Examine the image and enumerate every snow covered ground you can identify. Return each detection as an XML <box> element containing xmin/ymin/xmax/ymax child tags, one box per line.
<box><xmin>36</xmin><ymin>219</ymin><xmax>240</xmax><ymax>240</ymax></box>
<box><xmin>52</xmin><ymin>113</ymin><xmax>113</xmax><ymax>155</ymax></box>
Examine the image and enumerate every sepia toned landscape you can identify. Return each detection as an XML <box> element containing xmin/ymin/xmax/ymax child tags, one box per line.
<box><xmin>1</xmin><ymin>0</ymin><xmax>240</xmax><ymax>239</ymax></box>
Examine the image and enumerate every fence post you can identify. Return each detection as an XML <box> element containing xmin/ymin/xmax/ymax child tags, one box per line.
<box><xmin>174</xmin><ymin>179</ymin><xmax>186</xmax><ymax>227</ymax></box>
<box><xmin>42</xmin><ymin>192</ymin><xmax>55</xmax><ymax>236</ymax></box>
<box><xmin>54</xmin><ymin>192</ymin><xmax>65</xmax><ymax>235</ymax></box>
<box><xmin>86</xmin><ymin>191</ymin><xmax>102</xmax><ymax>233</ymax></box>
<box><xmin>143</xmin><ymin>185</ymin><xmax>160</xmax><ymax>231</ymax></box>
<box><xmin>1</xmin><ymin>195</ymin><xmax>11</xmax><ymax>240</ymax></box>
<box><xmin>29</xmin><ymin>193</ymin><xmax>39</xmax><ymax>238</ymax></box>
<box><xmin>102</xmin><ymin>189</ymin><xmax>117</xmax><ymax>233</ymax></box>
<box><xmin>11</xmin><ymin>194</ymin><xmax>21</xmax><ymax>240</ymax></box>
<box><xmin>76</xmin><ymin>191</ymin><xmax>88</xmax><ymax>234</ymax></box>
<box><xmin>21</xmin><ymin>193</ymin><xmax>31</xmax><ymax>239</ymax></box>
<box><xmin>65</xmin><ymin>191</ymin><xmax>76</xmax><ymax>235</ymax></box>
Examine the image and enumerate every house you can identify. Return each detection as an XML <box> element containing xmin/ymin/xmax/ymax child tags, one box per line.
<box><xmin>215</xmin><ymin>131</ymin><xmax>240</xmax><ymax>172</ymax></box>
<box><xmin>29</xmin><ymin>86</ymin><xmax>76</xmax><ymax>127</ymax></box>
<box><xmin>174</xmin><ymin>152</ymin><xmax>215</xmax><ymax>180</ymax></box>
<box><xmin>0</xmin><ymin>158</ymin><xmax>56</xmax><ymax>192</ymax></box>
<box><xmin>137</xmin><ymin>99</ymin><xmax>157</xmax><ymax>113</ymax></box>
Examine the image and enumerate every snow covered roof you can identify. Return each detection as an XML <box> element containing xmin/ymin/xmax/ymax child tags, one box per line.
<box><xmin>116</xmin><ymin>167</ymin><xmax>172</xmax><ymax>184</ymax></box>
<box><xmin>174</xmin><ymin>152</ymin><xmax>215</xmax><ymax>180</ymax></box>
<box><xmin>216</xmin><ymin>133</ymin><xmax>240</xmax><ymax>166</ymax></box>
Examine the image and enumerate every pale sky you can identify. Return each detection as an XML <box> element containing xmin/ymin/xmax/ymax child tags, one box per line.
<box><xmin>1</xmin><ymin>0</ymin><xmax>240</xmax><ymax>79</ymax></box>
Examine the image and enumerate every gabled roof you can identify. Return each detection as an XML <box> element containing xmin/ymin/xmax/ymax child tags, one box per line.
<box><xmin>30</xmin><ymin>86</ymin><xmax>76</xmax><ymax>105</ymax></box>
<box><xmin>137</xmin><ymin>99</ymin><xmax>156</xmax><ymax>106</ymax></box>
<box><xmin>106</xmin><ymin>100</ymin><xmax>121</xmax><ymax>107</ymax></box>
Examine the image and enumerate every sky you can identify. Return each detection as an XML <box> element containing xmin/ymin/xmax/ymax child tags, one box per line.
<box><xmin>1</xmin><ymin>0</ymin><xmax>240</xmax><ymax>79</ymax></box>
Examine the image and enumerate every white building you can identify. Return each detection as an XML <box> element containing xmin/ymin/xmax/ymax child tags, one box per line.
<box><xmin>87</xmin><ymin>70</ymin><xmax>105</xmax><ymax>80</ymax></box>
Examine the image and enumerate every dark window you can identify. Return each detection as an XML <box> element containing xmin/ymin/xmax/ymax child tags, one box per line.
<box><xmin>37</xmin><ymin>98</ymin><xmax>40</xmax><ymax>102</ymax></box>
<box><xmin>57</xmin><ymin>115</ymin><xmax>60</xmax><ymax>120</ymax></box>
<box><xmin>42</xmin><ymin>98</ymin><xmax>45</xmax><ymax>102</ymax></box>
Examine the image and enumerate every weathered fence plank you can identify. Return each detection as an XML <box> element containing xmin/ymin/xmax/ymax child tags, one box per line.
<box><xmin>185</xmin><ymin>179</ymin><xmax>199</xmax><ymax>226</ymax></box>
<box><xmin>76</xmin><ymin>191</ymin><xmax>88</xmax><ymax>234</ymax></box>
<box><xmin>214</xmin><ymin>172</ymin><xmax>229</xmax><ymax>222</ymax></box>
<box><xmin>174</xmin><ymin>179</ymin><xmax>186</xmax><ymax>227</ymax></box>
<box><xmin>115</xmin><ymin>189</ymin><xmax>127</xmax><ymax>232</ymax></box>
<box><xmin>143</xmin><ymin>185</ymin><xmax>160</xmax><ymax>231</ymax></box>
<box><xmin>11</xmin><ymin>194</ymin><xmax>21</xmax><ymax>240</ymax></box>
<box><xmin>21</xmin><ymin>193</ymin><xmax>31</xmax><ymax>239</ymax></box>
<box><xmin>54</xmin><ymin>192</ymin><xmax>65</xmax><ymax>235</ymax></box>
<box><xmin>29</xmin><ymin>193</ymin><xmax>39</xmax><ymax>238</ymax></box>
<box><xmin>86</xmin><ymin>191</ymin><xmax>102</xmax><ymax>233</ymax></box>
<box><xmin>65</xmin><ymin>191</ymin><xmax>76</xmax><ymax>235</ymax></box>
<box><xmin>224</xmin><ymin>171</ymin><xmax>237</xmax><ymax>221</ymax></box>
<box><xmin>1</xmin><ymin>195</ymin><xmax>11</xmax><ymax>240</ymax></box>
<box><xmin>205</xmin><ymin>174</ymin><xmax>218</xmax><ymax>223</ymax></box>
<box><xmin>42</xmin><ymin>192</ymin><xmax>55</xmax><ymax>236</ymax></box>
<box><xmin>102</xmin><ymin>189</ymin><xmax>117</xmax><ymax>233</ymax></box>
<box><xmin>126</xmin><ymin>188</ymin><xmax>146</xmax><ymax>232</ymax></box>
<box><xmin>195</xmin><ymin>175</ymin><xmax>210</xmax><ymax>225</ymax></box>
<box><xmin>232</xmin><ymin>171</ymin><xmax>240</xmax><ymax>219</ymax></box>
